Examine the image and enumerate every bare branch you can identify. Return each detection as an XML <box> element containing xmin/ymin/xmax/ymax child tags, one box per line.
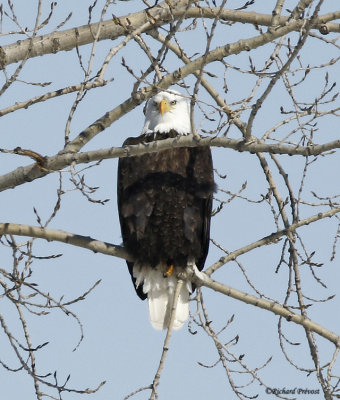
<box><xmin>1</xmin><ymin>136</ymin><xmax>339</xmax><ymax>192</ymax></box>
<box><xmin>1</xmin><ymin>4</ymin><xmax>339</xmax><ymax>69</ymax></box>
<box><xmin>0</xmin><ymin>223</ymin><xmax>129</xmax><ymax>260</ymax></box>
<box><xmin>191</xmin><ymin>266</ymin><xmax>340</xmax><ymax>347</ymax></box>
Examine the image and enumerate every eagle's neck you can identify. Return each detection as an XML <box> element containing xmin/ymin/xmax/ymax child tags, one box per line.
<box><xmin>144</xmin><ymin>129</ymin><xmax>190</xmax><ymax>141</ymax></box>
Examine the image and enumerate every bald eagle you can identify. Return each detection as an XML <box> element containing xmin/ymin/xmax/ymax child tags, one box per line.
<box><xmin>117</xmin><ymin>91</ymin><xmax>214</xmax><ymax>330</ymax></box>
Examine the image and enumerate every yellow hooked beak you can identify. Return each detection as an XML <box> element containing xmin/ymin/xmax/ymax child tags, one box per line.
<box><xmin>159</xmin><ymin>99</ymin><xmax>172</xmax><ymax>116</ymax></box>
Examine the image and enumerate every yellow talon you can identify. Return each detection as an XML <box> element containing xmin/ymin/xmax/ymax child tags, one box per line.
<box><xmin>164</xmin><ymin>264</ymin><xmax>174</xmax><ymax>278</ymax></box>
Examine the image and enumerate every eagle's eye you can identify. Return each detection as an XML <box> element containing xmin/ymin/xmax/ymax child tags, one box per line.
<box><xmin>153</xmin><ymin>101</ymin><xmax>158</xmax><ymax>107</ymax></box>
<box><xmin>170</xmin><ymin>100</ymin><xmax>177</xmax><ymax>106</ymax></box>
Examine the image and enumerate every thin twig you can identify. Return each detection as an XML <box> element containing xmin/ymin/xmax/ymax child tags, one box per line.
<box><xmin>150</xmin><ymin>279</ymin><xmax>184</xmax><ymax>399</ymax></box>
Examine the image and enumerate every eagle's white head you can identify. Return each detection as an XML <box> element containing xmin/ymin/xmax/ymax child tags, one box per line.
<box><xmin>142</xmin><ymin>90</ymin><xmax>191</xmax><ymax>136</ymax></box>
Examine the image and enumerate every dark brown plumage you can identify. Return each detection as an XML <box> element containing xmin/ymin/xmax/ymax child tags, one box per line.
<box><xmin>117</xmin><ymin>91</ymin><xmax>214</xmax><ymax>330</ymax></box>
<box><xmin>118</xmin><ymin>130</ymin><xmax>214</xmax><ymax>299</ymax></box>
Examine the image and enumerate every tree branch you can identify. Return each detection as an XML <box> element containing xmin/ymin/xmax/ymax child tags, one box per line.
<box><xmin>1</xmin><ymin>3</ymin><xmax>339</xmax><ymax>69</ymax></box>
<box><xmin>1</xmin><ymin>206</ymin><xmax>339</xmax><ymax>271</ymax></box>
<box><xmin>1</xmin><ymin>136</ymin><xmax>339</xmax><ymax>192</ymax></box>
<box><xmin>2</xmin><ymin>204</ymin><xmax>340</xmax><ymax>350</ymax></box>
<box><xmin>0</xmin><ymin>0</ymin><xmax>189</xmax><ymax>69</ymax></box>
<box><xmin>150</xmin><ymin>279</ymin><xmax>184</xmax><ymax>399</ymax></box>
<box><xmin>206</xmin><ymin>206</ymin><xmax>340</xmax><ymax>275</ymax></box>
<box><xmin>192</xmin><ymin>266</ymin><xmax>340</xmax><ymax>347</ymax></box>
<box><xmin>1</xmin><ymin>7</ymin><xmax>329</xmax><ymax>193</ymax></box>
<box><xmin>0</xmin><ymin>223</ymin><xmax>129</xmax><ymax>260</ymax></box>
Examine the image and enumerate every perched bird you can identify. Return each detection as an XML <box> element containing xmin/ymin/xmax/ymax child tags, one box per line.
<box><xmin>117</xmin><ymin>90</ymin><xmax>214</xmax><ymax>330</ymax></box>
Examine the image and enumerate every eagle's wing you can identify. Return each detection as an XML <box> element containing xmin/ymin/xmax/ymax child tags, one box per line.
<box><xmin>190</xmin><ymin>146</ymin><xmax>214</xmax><ymax>271</ymax></box>
<box><xmin>117</xmin><ymin>136</ymin><xmax>149</xmax><ymax>300</ymax></box>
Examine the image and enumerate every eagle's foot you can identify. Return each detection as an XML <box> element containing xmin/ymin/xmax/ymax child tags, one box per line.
<box><xmin>163</xmin><ymin>264</ymin><xmax>174</xmax><ymax>278</ymax></box>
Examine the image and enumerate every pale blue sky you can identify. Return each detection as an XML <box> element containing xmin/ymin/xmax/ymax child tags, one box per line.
<box><xmin>1</xmin><ymin>1</ymin><xmax>339</xmax><ymax>399</ymax></box>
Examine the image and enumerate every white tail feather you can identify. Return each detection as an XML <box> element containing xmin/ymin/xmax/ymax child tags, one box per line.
<box><xmin>133</xmin><ymin>264</ymin><xmax>192</xmax><ymax>330</ymax></box>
